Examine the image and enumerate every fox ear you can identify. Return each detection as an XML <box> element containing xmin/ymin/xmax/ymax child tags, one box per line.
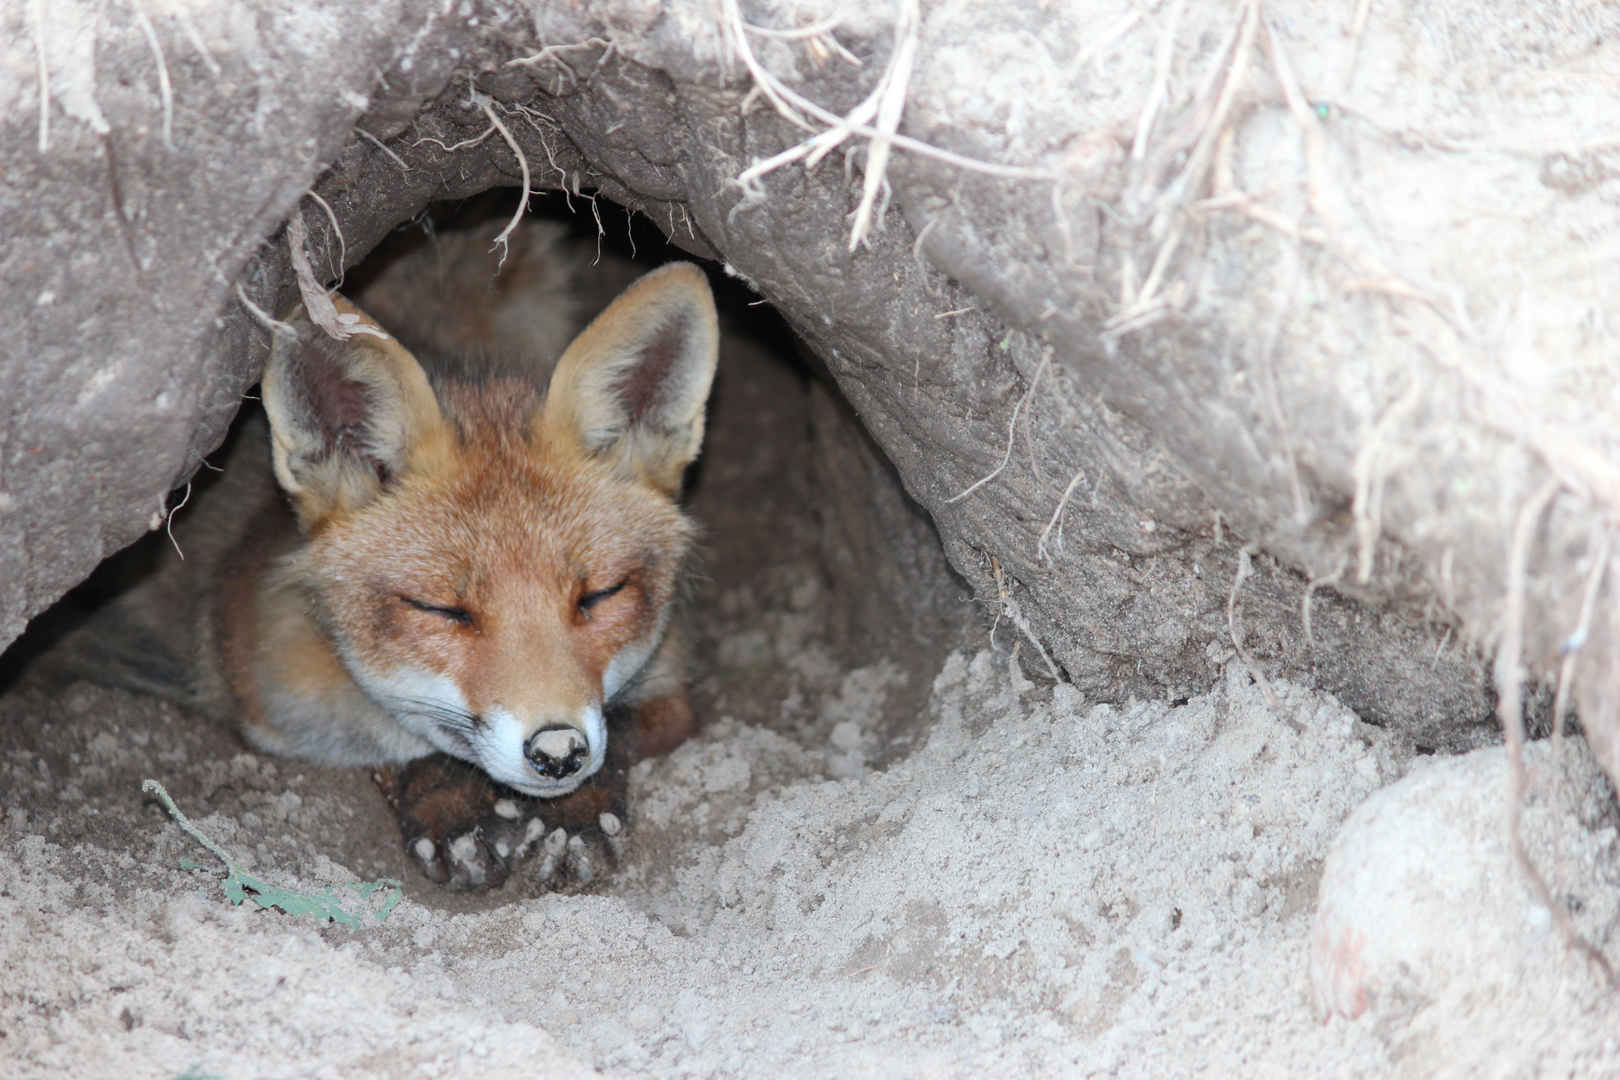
<box><xmin>262</xmin><ymin>296</ymin><xmax>446</xmax><ymax>525</ymax></box>
<box><xmin>543</xmin><ymin>262</ymin><xmax>719</xmax><ymax>493</ymax></box>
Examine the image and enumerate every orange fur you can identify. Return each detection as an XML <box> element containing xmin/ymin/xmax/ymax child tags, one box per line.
<box><xmin>214</xmin><ymin>237</ymin><xmax>717</xmax><ymax>800</ymax></box>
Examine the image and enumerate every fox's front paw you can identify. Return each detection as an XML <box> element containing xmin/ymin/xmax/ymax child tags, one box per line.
<box><xmin>374</xmin><ymin>755</ymin><xmax>626</xmax><ymax>891</ymax></box>
<box><xmin>374</xmin><ymin>756</ymin><xmax>509</xmax><ymax>890</ymax></box>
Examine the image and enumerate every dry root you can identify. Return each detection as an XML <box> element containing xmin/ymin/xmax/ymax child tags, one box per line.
<box><xmin>947</xmin><ymin>349</ymin><xmax>1051</xmax><ymax>505</ymax></box>
<box><xmin>472</xmin><ymin>90</ymin><xmax>533</xmax><ymax>269</ymax></box>
<box><xmin>720</xmin><ymin>0</ymin><xmax>1050</xmax><ymax>251</ymax></box>
<box><xmin>285</xmin><ymin>213</ymin><xmax>386</xmax><ymax>343</ymax></box>
<box><xmin>1497</xmin><ymin>481</ymin><xmax>1615</xmax><ymax>984</ymax></box>
<box><xmin>985</xmin><ymin>556</ymin><xmax>1061</xmax><ymax>682</ymax></box>
<box><xmin>1226</xmin><ymin>545</ymin><xmax>1292</xmax><ymax>725</ymax></box>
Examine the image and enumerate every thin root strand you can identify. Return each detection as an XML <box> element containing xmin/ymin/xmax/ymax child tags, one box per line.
<box><xmin>474</xmin><ymin>91</ymin><xmax>532</xmax><ymax>270</ymax></box>
<box><xmin>1227</xmin><ymin>545</ymin><xmax>1293</xmax><ymax>725</ymax></box>
<box><xmin>1497</xmin><ymin>480</ymin><xmax>1614</xmax><ymax>985</ymax></box>
<box><xmin>947</xmin><ymin>349</ymin><xmax>1050</xmax><ymax>504</ymax></box>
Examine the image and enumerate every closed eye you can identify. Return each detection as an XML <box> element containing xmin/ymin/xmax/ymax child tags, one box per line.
<box><xmin>401</xmin><ymin>596</ymin><xmax>475</xmax><ymax>626</ymax></box>
<box><xmin>579</xmin><ymin>578</ymin><xmax>629</xmax><ymax>615</ymax></box>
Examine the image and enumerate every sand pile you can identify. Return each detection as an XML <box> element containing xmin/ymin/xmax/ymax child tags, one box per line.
<box><xmin>5</xmin><ymin>646</ymin><xmax>1617</xmax><ymax>1078</ymax></box>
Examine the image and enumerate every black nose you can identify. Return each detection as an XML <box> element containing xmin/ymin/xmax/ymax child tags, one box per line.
<box><xmin>525</xmin><ymin>725</ymin><xmax>589</xmax><ymax>779</ymax></box>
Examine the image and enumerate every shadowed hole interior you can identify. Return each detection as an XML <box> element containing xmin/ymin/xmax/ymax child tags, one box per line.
<box><xmin>0</xmin><ymin>189</ymin><xmax>987</xmax><ymax>913</ymax></box>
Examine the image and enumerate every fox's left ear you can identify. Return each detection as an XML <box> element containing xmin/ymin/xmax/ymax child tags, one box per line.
<box><xmin>543</xmin><ymin>262</ymin><xmax>719</xmax><ymax>494</ymax></box>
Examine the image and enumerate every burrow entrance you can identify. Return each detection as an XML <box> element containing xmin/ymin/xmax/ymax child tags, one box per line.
<box><xmin>0</xmin><ymin>192</ymin><xmax>988</xmax><ymax>912</ymax></box>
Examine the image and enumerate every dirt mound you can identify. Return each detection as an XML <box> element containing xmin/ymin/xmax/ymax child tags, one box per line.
<box><xmin>6</xmin><ymin>649</ymin><xmax>1618</xmax><ymax>1077</ymax></box>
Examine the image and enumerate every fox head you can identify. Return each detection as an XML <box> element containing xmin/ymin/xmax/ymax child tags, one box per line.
<box><xmin>261</xmin><ymin>262</ymin><xmax>718</xmax><ymax>796</ymax></box>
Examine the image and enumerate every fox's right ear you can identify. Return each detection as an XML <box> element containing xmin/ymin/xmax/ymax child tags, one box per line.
<box><xmin>262</xmin><ymin>296</ymin><xmax>446</xmax><ymax>526</ymax></box>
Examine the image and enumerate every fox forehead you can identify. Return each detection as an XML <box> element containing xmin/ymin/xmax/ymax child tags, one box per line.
<box><xmin>306</xmin><ymin>436</ymin><xmax>694</xmax><ymax>601</ymax></box>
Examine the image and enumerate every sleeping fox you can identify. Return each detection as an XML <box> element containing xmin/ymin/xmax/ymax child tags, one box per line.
<box><xmin>198</xmin><ymin>222</ymin><xmax>718</xmax><ymax>889</ymax></box>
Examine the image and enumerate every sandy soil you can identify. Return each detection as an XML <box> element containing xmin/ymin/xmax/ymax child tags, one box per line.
<box><xmin>6</xmin><ymin>642</ymin><xmax>1620</xmax><ymax>1079</ymax></box>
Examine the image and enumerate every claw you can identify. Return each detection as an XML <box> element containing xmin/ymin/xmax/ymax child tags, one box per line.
<box><xmin>447</xmin><ymin>832</ymin><xmax>487</xmax><ymax>889</ymax></box>
<box><xmin>448</xmin><ymin>832</ymin><xmax>480</xmax><ymax>866</ymax></box>
<box><xmin>567</xmin><ymin>833</ymin><xmax>594</xmax><ymax>883</ymax></box>
<box><xmin>411</xmin><ymin>836</ymin><xmax>450</xmax><ymax>884</ymax></box>
<box><xmin>513</xmin><ymin>817</ymin><xmax>547</xmax><ymax>858</ymax></box>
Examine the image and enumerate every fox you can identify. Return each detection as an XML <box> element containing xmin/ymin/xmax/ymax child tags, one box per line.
<box><xmin>192</xmin><ymin>221</ymin><xmax>718</xmax><ymax>889</ymax></box>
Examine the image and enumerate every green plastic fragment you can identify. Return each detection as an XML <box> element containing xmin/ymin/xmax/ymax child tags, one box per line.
<box><xmin>171</xmin><ymin>1065</ymin><xmax>223</xmax><ymax>1080</ymax></box>
<box><xmin>144</xmin><ymin>779</ymin><xmax>402</xmax><ymax>928</ymax></box>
